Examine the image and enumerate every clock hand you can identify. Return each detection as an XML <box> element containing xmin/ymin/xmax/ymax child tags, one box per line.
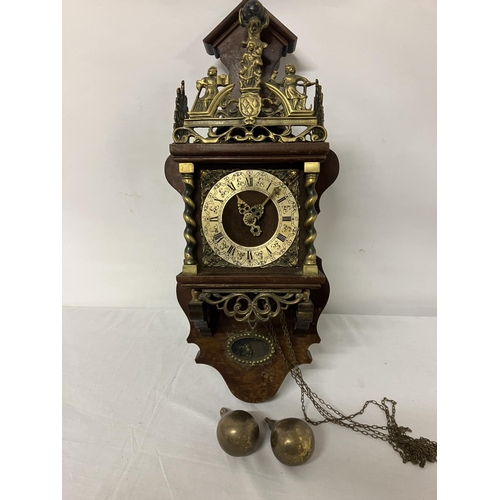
<box><xmin>236</xmin><ymin>195</ymin><xmax>251</xmax><ymax>215</ymax></box>
<box><xmin>242</xmin><ymin>212</ymin><xmax>262</xmax><ymax>236</ymax></box>
<box><xmin>237</xmin><ymin>187</ymin><xmax>280</xmax><ymax>237</ymax></box>
<box><xmin>249</xmin><ymin>186</ymin><xmax>280</xmax><ymax>221</ymax></box>
<box><xmin>237</xmin><ymin>195</ymin><xmax>261</xmax><ymax>235</ymax></box>
<box><xmin>261</xmin><ymin>186</ymin><xmax>280</xmax><ymax>207</ymax></box>
<box><xmin>248</xmin><ymin>222</ymin><xmax>262</xmax><ymax>237</ymax></box>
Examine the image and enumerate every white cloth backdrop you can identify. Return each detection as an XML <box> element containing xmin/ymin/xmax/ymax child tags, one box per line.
<box><xmin>63</xmin><ymin>307</ymin><xmax>436</xmax><ymax>500</ymax></box>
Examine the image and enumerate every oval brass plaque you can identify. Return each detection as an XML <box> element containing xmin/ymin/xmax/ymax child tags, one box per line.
<box><xmin>226</xmin><ymin>333</ymin><xmax>275</xmax><ymax>365</ymax></box>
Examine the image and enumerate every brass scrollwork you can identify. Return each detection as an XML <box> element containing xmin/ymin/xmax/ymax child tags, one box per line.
<box><xmin>174</xmin><ymin>123</ymin><xmax>327</xmax><ymax>145</ymax></box>
<box><xmin>199</xmin><ymin>289</ymin><xmax>310</xmax><ymax>328</ymax></box>
<box><xmin>172</xmin><ymin>0</ymin><xmax>328</xmax><ymax>144</ymax></box>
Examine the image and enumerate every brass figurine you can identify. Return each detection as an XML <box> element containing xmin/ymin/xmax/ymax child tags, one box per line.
<box><xmin>192</xmin><ymin>66</ymin><xmax>229</xmax><ymax>112</ymax></box>
<box><xmin>238</xmin><ymin>1</ymin><xmax>268</xmax><ymax>122</ymax></box>
<box><xmin>271</xmin><ymin>64</ymin><xmax>317</xmax><ymax>111</ymax></box>
<box><xmin>173</xmin><ymin>80</ymin><xmax>188</xmax><ymax>129</ymax></box>
<box><xmin>239</xmin><ymin>42</ymin><xmax>264</xmax><ymax>91</ymax></box>
<box><xmin>239</xmin><ymin>0</ymin><xmax>269</xmax><ymax>51</ymax></box>
<box><xmin>172</xmin><ymin>0</ymin><xmax>327</xmax><ymax>143</ymax></box>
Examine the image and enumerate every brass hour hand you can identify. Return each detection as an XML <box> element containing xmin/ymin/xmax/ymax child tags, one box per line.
<box><xmin>237</xmin><ymin>187</ymin><xmax>280</xmax><ymax>237</ymax></box>
<box><xmin>237</xmin><ymin>195</ymin><xmax>251</xmax><ymax>215</ymax></box>
<box><xmin>236</xmin><ymin>194</ymin><xmax>262</xmax><ymax>237</ymax></box>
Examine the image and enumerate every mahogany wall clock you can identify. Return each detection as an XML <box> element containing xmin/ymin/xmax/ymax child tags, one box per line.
<box><xmin>165</xmin><ymin>0</ymin><xmax>339</xmax><ymax>403</ymax></box>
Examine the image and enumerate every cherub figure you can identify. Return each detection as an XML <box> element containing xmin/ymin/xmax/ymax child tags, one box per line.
<box><xmin>271</xmin><ymin>64</ymin><xmax>317</xmax><ymax>111</ymax></box>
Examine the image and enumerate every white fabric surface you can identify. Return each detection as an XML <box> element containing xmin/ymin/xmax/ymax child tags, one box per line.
<box><xmin>63</xmin><ymin>307</ymin><xmax>436</xmax><ymax>500</ymax></box>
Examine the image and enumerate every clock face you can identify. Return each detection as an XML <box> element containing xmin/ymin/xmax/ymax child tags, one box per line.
<box><xmin>201</xmin><ymin>169</ymin><xmax>299</xmax><ymax>268</ymax></box>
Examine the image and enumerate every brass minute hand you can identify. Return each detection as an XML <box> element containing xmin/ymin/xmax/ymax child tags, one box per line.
<box><xmin>260</xmin><ymin>186</ymin><xmax>280</xmax><ymax>208</ymax></box>
<box><xmin>249</xmin><ymin>186</ymin><xmax>280</xmax><ymax>220</ymax></box>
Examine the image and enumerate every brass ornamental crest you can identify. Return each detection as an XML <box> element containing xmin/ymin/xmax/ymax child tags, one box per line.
<box><xmin>172</xmin><ymin>0</ymin><xmax>326</xmax><ymax>144</ymax></box>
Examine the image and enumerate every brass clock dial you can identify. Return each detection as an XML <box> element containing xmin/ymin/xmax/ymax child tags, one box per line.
<box><xmin>201</xmin><ymin>169</ymin><xmax>299</xmax><ymax>268</ymax></box>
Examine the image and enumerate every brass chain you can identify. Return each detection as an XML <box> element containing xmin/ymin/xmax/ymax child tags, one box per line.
<box><xmin>265</xmin><ymin>312</ymin><xmax>437</xmax><ymax>467</ymax></box>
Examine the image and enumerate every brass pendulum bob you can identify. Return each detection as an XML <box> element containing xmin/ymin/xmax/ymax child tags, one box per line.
<box><xmin>216</xmin><ymin>408</ymin><xmax>260</xmax><ymax>457</ymax></box>
<box><xmin>265</xmin><ymin>417</ymin><xmax>315</xmax><ymax>466</ymax></box>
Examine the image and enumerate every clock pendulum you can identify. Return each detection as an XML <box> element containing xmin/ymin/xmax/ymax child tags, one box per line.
<box><xmin>165</xmin><ymin>0</ymin><xmax>436</xmax><ymax>467</ymax></box>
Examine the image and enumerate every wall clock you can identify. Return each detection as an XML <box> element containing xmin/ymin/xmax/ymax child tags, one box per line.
<box><xmin>165</xmin><ymin>0</ymin><xmax>339</xmax><ymax>403</ymax></box>
<box><xmin>163</xmin><ymin>0</ymin><xmax>436</xmax><ymax>466</ymax></box>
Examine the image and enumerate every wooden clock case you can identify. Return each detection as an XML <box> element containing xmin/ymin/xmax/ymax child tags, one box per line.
<box><xmin>164</xmin><ymin>1</ymin><xmax>339</xmax><ymax>403</ymax></box>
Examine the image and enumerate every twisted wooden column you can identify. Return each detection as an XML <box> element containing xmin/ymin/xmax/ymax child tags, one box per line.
<box><xmin>303</xmin><ymin>162</ymin><xmax>320</xmax><ymax>276</ymax></box>
<box><xmin>179</xmin><ymin>163</ymin><xmax>198</xmax><ymax>275</ymax></box>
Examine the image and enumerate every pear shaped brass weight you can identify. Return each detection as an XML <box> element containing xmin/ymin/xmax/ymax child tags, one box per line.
<box><xmin>216</xmin><ymin>408</ymin><xmax>260</xmax><ymax>457</ymax></box>
<box><xmin>265</xmin><ymin>417</ymin><xmax>315</xmax><ymax>466</ymax></box>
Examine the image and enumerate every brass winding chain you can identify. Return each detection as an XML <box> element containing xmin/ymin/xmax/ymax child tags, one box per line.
<box><xmin>266</xmin><ymin>312</ymin><xmax>437</xmax><ymax>467</ymax></box>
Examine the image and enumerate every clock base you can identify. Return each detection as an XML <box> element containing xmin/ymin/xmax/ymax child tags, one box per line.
<box><xmin>190</xmin><ymin>322</ymin><xmax>319</xmax><ymax>403</ymax></box>
<box><xmin>175</xmin><ymin>260</ymin><xmax>329</xmax><ymax>403</ymax></box>
<box><xmin>165</xmin><ymin>144</ymin><xmax>339</xmax><ymax>402</ymax></box>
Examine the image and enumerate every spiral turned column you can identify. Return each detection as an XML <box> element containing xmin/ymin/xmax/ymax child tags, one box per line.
<box><xmin>179</xmin><ymin>163</ymin><xmax>198</xmax><ymax>275</ymax></box>
<box><xmin>303</xmin><ymin>162</ymin><xmax>320</xmax><ymax>276</ymax></box>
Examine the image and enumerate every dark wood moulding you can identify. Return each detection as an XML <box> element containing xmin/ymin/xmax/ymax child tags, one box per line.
<box><xmin>169</xmin><ymin>142</ymin><xmax>331</xmax><ymax>164</ymax></box>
